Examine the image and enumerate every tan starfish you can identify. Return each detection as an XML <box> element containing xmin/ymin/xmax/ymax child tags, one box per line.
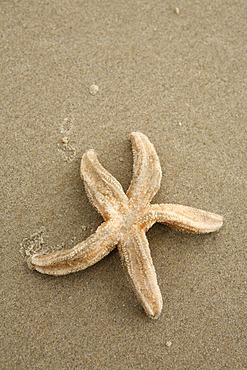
<box><xmin>28</xmin><ymin>132</ymin><xmax>223</xmax><ymax>319</ymax></box>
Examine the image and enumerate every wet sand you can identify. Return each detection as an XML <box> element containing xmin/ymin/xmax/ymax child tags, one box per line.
<box><xmin>1</xmin><ymin>1</ymin><xmax>246</xmax><ymax>369</ymax></box>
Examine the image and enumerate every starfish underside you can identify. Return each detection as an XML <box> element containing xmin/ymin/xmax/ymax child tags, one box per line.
<box><xmin>28</xmin><ymin>132</ymin><xmax>223</xmax><ymax>319</ymax></box>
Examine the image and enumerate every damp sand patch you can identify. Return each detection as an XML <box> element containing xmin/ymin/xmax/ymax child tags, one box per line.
<box><xmin>20</xmin><ymin>227</ymin><xmax>64</xmax><ymax>258</ymax></box>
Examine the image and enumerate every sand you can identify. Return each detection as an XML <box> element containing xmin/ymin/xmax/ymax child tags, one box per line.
<box><xmin>1</xmin><ymin>1</ymin><xmax>246</xmax><ymax>369</ymax></box>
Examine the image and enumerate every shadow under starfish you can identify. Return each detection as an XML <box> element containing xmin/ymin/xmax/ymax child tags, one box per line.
<box><xmin>28</xmin><ymin>132</ymin><xmax>223</xmax><ymax>319</ymax></box>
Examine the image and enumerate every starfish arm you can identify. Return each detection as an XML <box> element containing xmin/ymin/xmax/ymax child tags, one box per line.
<box><xmin>28</xmin><ymin>221</ymin><xmax>121</xmax><ymax>276</ymax></box>
<box><xmin>127</xmin><ymin>132</ymin><xmax>162</xmax><ymax>209</ymax></box>
<box><xmin>118</xmin><ymin>227</ymin><xmax>163</xmax><ymax>319</ymax></box>
<box><xmin>81</xmin><ymin>150</ymin><xmax>128</xmax><ymax>220</ymax></box>
<box><xmin>141</xmin><ymin>204</ymin><xmax>223</xmax><ymax>234</ymax></box>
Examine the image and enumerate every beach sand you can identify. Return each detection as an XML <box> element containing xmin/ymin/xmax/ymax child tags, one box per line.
<box><xmin>1</xmin><ymin>1</ymin><xmax>246</xmax><ymax>368</ymax></box>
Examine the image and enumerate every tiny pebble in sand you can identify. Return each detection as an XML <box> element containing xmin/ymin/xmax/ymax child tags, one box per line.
<box><xmin>89</xmin><ymin>84</ymin><xmax>99</xmax><ymax>95</ymax></box>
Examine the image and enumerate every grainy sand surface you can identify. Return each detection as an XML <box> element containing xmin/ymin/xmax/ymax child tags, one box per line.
<box><xmin>1</xmin><ymin>1</ymin><xmax>246</xmax><ymax>369</ymax></box>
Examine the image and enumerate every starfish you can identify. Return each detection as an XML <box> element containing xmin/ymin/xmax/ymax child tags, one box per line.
<box><xmin>28</xmin><ymin>132</ymin><xmax>223</xmax><ymax>319</ymax></box>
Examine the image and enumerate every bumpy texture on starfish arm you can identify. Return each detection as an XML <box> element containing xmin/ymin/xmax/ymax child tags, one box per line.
<box><xmin>140</xmin><ymin>204</ymin><xmax>224</xmax><ymax>234</ymax></box>
<box><xmin>127</xmin><ymin>132</ymin><xmax>162</xmax><ymax>209</ymax></box>
<box><xmin>118</xmin><ymin>228</ymin><xmax>163</xmax><ymax>319</ymax></box>
<box><xmin>28</xmin><ymin>132</ymin><xmax>223</xmax><ymax>319</ymax></box>
<box><xmin>81</xmin><ymin>149</ymin><xmax>129</xmax><ymax>220</ymax></box>
<box><xmin>29</xmin><ymin>220</ymin><xmax>122</xmax><ymax>276</ymax></box>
